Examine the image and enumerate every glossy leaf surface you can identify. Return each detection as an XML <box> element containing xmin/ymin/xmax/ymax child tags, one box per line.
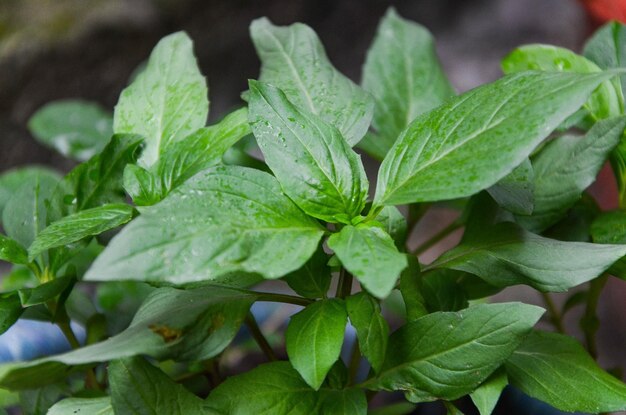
<box><xmin>250</xmin><ymin>18</ymin><xmax>373</xmax><ymax>146</ymax></box>
<box><xmin>374</xmin><ymin>71</ymin><xmax>615</xmax><ymax>206</ymax></box>
<box><xmin>85</xmin><ymin>166</ymin><xmax>324</xmax><ymax>284</ymax></box>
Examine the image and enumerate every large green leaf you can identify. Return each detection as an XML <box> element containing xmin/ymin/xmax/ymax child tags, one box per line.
<box><xmin>286</xmin><ymin>299</ymin><xmax>347</xmax><ymax>390</ymax></box>
<box><xmin>373</xmin><ymin>71</ymin><xmax>615</xmax><ymax>206</ymax></box>
<box><xmin>114</xmin><ymin>32</ymin><xmax>208</xmax><ymax>167</ymax></box>
<box><xmin>516</xmin><ymin>117</ymin><xmax>626</xmax><ymax>231</ymax></box>
<box><xmin>248</xmin><ymin>81</ymin><xmax>368</xmax><ymax>223</ymax></box>
<box><xmin>361</xmin><ymin>8</ymin><xmax>454</xmax><ymax>159</ymax></box>
<box><xmin>155</xmin><ymin>107</ymin><xmax>250</xmax><ymax>197</ymax></box>
<box><xmin>0</xmin><ymin>286</ymin><xmax>255</xmax><ymax>390</ymax></box>
<box><xmin>2</xmin><ymin>170</ymin><xmax>61</xmax><ymax>249</ymax></box>
<box><xmin>469</xmin><ymin>368</ymin><xmax>507</xmax><ymax>415</ymax></box>
<box><xmin>84</xmin><ymin>166</ymin><xmax>324</xmax><ymax>284</ymax></box>
<box><xmin>486</xmin><ymin>158</ymin><xmax>534</xmax><ymax>216</ymax></box>
<box><xmin>328</xmin><ymin>224</ymin><xmax>407</xmax><ymax>299</ymax></box>
<box><xmin>28</xmin><ymin>100</ymin><xmax>113</xmax><ymax>161</ymax></box>
<box><xmin>502</xmin><ymin>45</ymin><xmax>623</xmax><ymax>120</ymax></box>
<box><xmin>365</xmin><ymin>303</ymin><xmax>543</xmax><ymax>402</ymax></box>
<box><xmin>28</xmin><ymin>204</ymin><xmax>134</xmax><ymax>261</ymax></box>
<box><xmin>0</xmin><ymin>234</ymin><xmax>28</xmax><ymax>265</ymax></box>
<box><xmin>0</xmin><ymin>167</ymin><xmax>60</xmax><ymax>223</ymax></box>
<box><xmin>206</xmin><ymin>361</ymin><xmax>366</xmax><ymax>414</ymax></box>
<box><xmin>109</xmin><ymin>357</ymin><xmax>210</xmax><ymax>414</ymax></box>
<box><xmin>250</xmin><ymin>18</ymin><xmax>373</xmax><ymax>146</ymax></box>
<box><xmin>346</xmin><ymin>292</ymin><xmax>389</xmax><ymax>373</ymax></box>
<box><xmin>506</xmin><ymin>331</ymin><xmax>626</xmax><ymax>413</ymax></box>
<box><xmin>426</xmin><ymin>222</ymin><xmax>626</xmax><ymax>292</ymax></box>
<box><xmin>48</xmin><ymin>397</ymin><xmax>113</xmax><ymax>415</ymax></box>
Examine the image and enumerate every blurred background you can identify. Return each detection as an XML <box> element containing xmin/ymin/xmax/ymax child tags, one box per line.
<box><xmin>1</xmin><ymin>0</ymin><xmax>626</xmax><ymax>414</ymax></box>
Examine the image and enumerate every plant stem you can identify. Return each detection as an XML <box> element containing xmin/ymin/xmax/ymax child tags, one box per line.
<box><xmin>55</xmin><ymin>307</ymin><xmax>100</xmax><ymax>390</ymax></box>
<box><xmin>256</xmin><ymin>292</ymin><xmax>313</xmax><ymax>307</ymax></box>
<box><xmin>204</xmin><ymin>358</ymin><xmax>222</xmax><ymax>388</ymax></box>
<box><xmin>581</xmin><ymin>275</ymin><xmax>608</xmax><ymax>359</ymax></box>
<box><xmin>335</xmin><ymin>268</ymin><xmax>353</xmax><ymax>299</ymax></box>
<box><xmin>407</xmin><ymin>203</ymin><xmax>430</xmax><ymax>237</ymax></box>
<box><xmin>412</xmin><ymin>221</ymin><xmax>462</xmax><ymax>256</ymax></box>
<box><xmin>347</xmin><ymin>340</ymin><xmax>361</xmax><ymax>385</ymax></box>
<box><xmin>540</xmin><ymin>292</ymin><xmax>565</xmax><ymax>334</ymax></box>
<box><xmin>245</xmin><ymin>312</ymin><xmax>277</xmax><ymax>362</ymax></box>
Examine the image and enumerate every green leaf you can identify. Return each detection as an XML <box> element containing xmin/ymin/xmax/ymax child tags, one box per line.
<box><xmin>49</xmin><ymin>134</ymin><xmax>143</xmax><ymax>220</ymax></box>
<box><xmin>420</xmin><ymin>269</ymin><xmax>469</xmax><ymax>312</ymax></box>
<box><xmin>373</xmin><ymin>71</ymin><xmax>616</xmax><ymax>206</ymax></box>
<box><xmin>470</xmin><ymin>368</ymin><xmax>507</xmax><ymax>415</ymax></box>
<box><xmin>0</xmin><ymin>286</ymin><xmax>255</xmax><ymax>389</ymax></box>
<box><xmin>19</xmin><ymin>384</ymin><xmax>64</xmax><ymax>415</ymax></box>
<box><xmin>114</xmin><ymin>32</ymin><xmax>209</xmax><ymax>167</ymax></box>
<box><xmin>361</xmin><ymin>8</ymin><xmax>454</xmax><ymax>158</ymax></box>
<box><xmin>346</xmin><ymin>292</ymin><xmax>389</xmax><ymax>373</ymax></box>
<box><xmin>84</xmin><ymin>166</ymin><xmax>324</xmax><ymax>284</ymax></box>
<box><xmin>248</xmin><ymin>81</ymin><xmax>368</xmax><ymax>223</ymax></box>
<box><xmin>206</xmin><ymin>361</ymin><xmax>367</xmax><ymax>415</ymax></box>
<box><xmin>486</xmin><ymin>158</ymin><xmax>534</xmax><ymax>215</ymax></box>
<box><xmin>502</xmin><ymin>45</ymin><xmax>623</xmax><ymax>120</ymax></box>
<box><xmin>426</xmin><ymin>222</ymin><xmax>626</xmax><ymax>292</ymax></box>
<box><xmin>2</xmin><ymin>170</ymin><xmax>61</xmax><ymax>249</ymax></box>
<box><xmin>155</xmin><ymin>107</ymin><xmax>250</xmax><ymax>196</ymax></box>
<box><xmin>0</xmin><ymin>234</ymin><xmax>28</xmax><ymax>265</ymax></box>
<box><xmin>399</xmin><ymin>256</ymin><xmax>428</xmax><ymax>321</ymax></box>
<box><xmin>506</xmin><ymin>330</ymin><xmax>626</xmax><ymax>413</ymax></box>
<box><xmin>375</xmin><ymin>206</ymin><xmax>408</xmax><ymax>249</ymax></box>
<box><xmin>0</xmin><ymin>167</ymin><xmax>60</xmax><ymax>223</ymax></box>
<box><xmin>584</xmin><ymin>21</ymin><xmax>626</xmax><ymax>98</ymax></box>
<box><xmin>123</xmin><ymin>164</ymin><xmax>160</xmax><ymax>206</ymax></box>
<box><xmin>592</xmin><ymin>210</ymin><xmax>626</xmax><ymax>244</ymax></box>
<box><xmin>109</xmin><ymin>357</ymin><xmax>209</xmax><ymax>415</ymax></box>
<box><xmin>283</xmin><ymin>245</ymin><xmax>331</xmax><ymax>299</ymax></box>
<box><xmin>28</xmin><ymin>204</ymin><xmax>134</xmax><ymax>261</ymax></box>
<box><xmin>516</xmin><ymin>117</ymin><xmax>626</xmax><ymax>232</ymax></box>
<box><xmin>286</xmin><ymin>299</ymin><xmax>347</xmax><ymax>389</ymax></box>
<box><xmin>250</xmin><ymin>17</ymin><xmax>373</xmax><ymax>146</ymax></box>
<box><xmin>17</xmin><ymin>276</ymin><xmax>74</xmax><ymax>307</ymax></box>
<box><xmin>0</xmin><ymin>293</ymin><xmax>22</xmax><ymax>335</ymax></box>
<box><xmin>365</xmin><ymin>302</ymin><xmax>544</xmax><ymax>402</ymax></box>
<box><xmin>328</xmin><ymin>224</ymin><xmax>408</xmax><ymax>299</ymax></box>
<box><xmin>48</xmin><ymin>397</ymin><xmax>113</xmax><ymax>415</ymax></box>
<box><xmin>27</xmin><ymin>100</ymin><xmax>113</xmax><ymax>161</ymax></box>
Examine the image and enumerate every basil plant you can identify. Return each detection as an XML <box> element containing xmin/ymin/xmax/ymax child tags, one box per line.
<box><xmin>2</xmin><ymin>8</ymin><xmax>626</xmax><ymax>415</ymax></box>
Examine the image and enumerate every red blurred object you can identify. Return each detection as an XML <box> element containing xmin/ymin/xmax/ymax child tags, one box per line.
<box><xmin>580</xmin><ymin>0</ymin><xmax>626</xmax><ymax>24</ymax></box>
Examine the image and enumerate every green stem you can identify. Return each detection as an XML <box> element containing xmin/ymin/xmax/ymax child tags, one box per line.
<box><xmin>412</xmin><ymin>221</ymin><xmax>462</xmax><ymax>256</ymax></box>
<box><xmin>337</xmin><ymin>269</ymin><xmax>353</xmax><ymax>299</ymax></box>
<box><xmin>55</xmin><ymin>305</ymin><xmax>100</xmax><ymax>390</ymax></box>
<box><xmin>443</xmin><ymin>400</ymin><xmax>462</xmax><ymax>414</ymax></box>
<box><xmin>581</xmin><ymin>275</ymin><xmax>608</xmax><ymax>359</ymax></box>
<box><xmin>245</xmin><ymin>312</ymin><xmax>277</xmax><ymax>362</ymax></box>
<box><xmin>540</xmin><ymin>292</ymin><xmax>565</xmax><ymax>334</ymax></box>
<box><xmin>347</xmin><ymin>340</ymin><xmax>361</xmax><ymax>385</ymax></box>
<box><xmin>407</xmin><ymin>203</ymin><xmax>430</xmax><ymax>236</ymax></box>
<box><xmin>204</xmin><ymin>358</ymin><xmax>222</xmax><ymax>388</ymax></box>
<box><xmin>256</xmin><ymin>292</ymin><xmax>313</xmax><ymax>307</ymax></box>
